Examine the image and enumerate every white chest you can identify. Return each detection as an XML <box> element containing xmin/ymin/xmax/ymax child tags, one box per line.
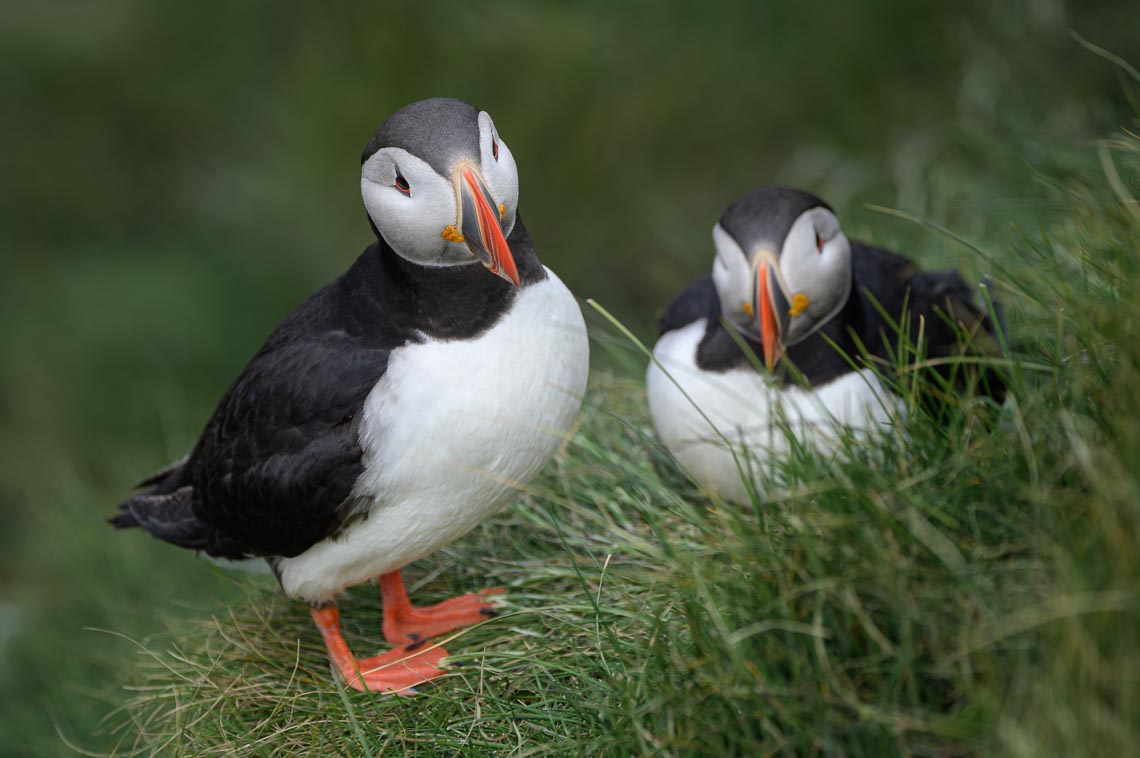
<box><xmin>646</xmin><ymin>319</ymin><xmax>904</xmax><ymax>503</ymax></box>
<box><xmin>278</xmin><ymin>270</ymin><xmax>589</xmax><ymax>602</ymax></box>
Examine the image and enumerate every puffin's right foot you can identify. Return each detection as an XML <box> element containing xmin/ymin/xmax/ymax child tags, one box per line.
<box><xmin>379</xmin><ymin>570</ymin><xmax>503</xmax><ymax>646</ymax></box>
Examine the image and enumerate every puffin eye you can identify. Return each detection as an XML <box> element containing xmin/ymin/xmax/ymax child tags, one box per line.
<box><xmin>492</xmin><ymin>138</ymin><xmax>499</xmax><ymax>161</ymax></box>
<box><xmin>394</xmin><ymin>171</ymin><xmax>411</xmax><ymax>196</ymax></box>
<box><xmin>815</xmin><ymin>231</ymin><xmax>824</xmax><ymax>253</ymax></box>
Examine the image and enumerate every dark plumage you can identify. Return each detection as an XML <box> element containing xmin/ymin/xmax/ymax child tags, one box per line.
<box><xmin>112</xmin><ymin>221</ymin><xmax>546</xmax><ymax>559</ymax></box>
<box><xmin>361</xmin><ymin>98</ymin><xmax>481</xmax><ymax>173</ymax></box>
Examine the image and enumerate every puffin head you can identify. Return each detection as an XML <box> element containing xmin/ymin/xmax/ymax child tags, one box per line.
<box><xmin>711</xmin><ymin>186</ymin><xmax>853</xmax><ymax>370</ymax></box>
<box><xmin>360</xmin><ymin>98</ymin><xmax>520</xmax><ymax>286</ymax></box>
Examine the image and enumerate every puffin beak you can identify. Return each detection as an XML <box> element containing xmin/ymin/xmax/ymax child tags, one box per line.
<box><xmin>453</xmin><ymin>162</ymin><xmax>519</xmax><ymax>287</ymax></box>
<box><xmin>749</xmin><ymin>249</ymin><xmax>791</xmax><ymax>371</ymax></box>
<box><xmin>754</xmin><ymin>261</ymin><xmax>781</xmax><ymax>371</ymax></box>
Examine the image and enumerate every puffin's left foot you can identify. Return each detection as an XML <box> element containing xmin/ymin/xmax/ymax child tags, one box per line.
<box><xmin>311</xmin><ymin>604</ymin><xmax>448</xmax><ymax>696</ymax></box>
<box><xmin>380</xmin><ymin>570</ymin><xmax>503</xmax><ymax>646</ymax></box>
<box><xmin>351</xmin><ymin>644</ymin><xmax>449</xmax><ymax>695</ymax></box>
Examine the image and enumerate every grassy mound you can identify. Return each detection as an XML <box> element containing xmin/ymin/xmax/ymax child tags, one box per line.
<box><xmin>103</xmin><ymin>130</ymin><xmax>1140</xmax><ymax>753</ymax></box>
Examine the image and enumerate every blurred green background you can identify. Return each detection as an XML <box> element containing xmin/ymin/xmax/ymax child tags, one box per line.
<box><xmin>1</xmin><ymin>0</ymin><xmax>1137</xmax><ymax>752</ymax></box>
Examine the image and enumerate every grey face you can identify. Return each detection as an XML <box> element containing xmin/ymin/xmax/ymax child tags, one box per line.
<box><xmin>358</xmin><ymin>98</ymin><xmax>521</xmax><ymax>283</ymax></box>
<box><xmin>711</xmin><ymin>186</ymin><xmax>853</xmax><ymax>367</ymax></box>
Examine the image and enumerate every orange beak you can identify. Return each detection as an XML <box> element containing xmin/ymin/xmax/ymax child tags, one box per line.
<box><xmin>755</xmin><ymin>261</ymin><xmax>781</xmax><ymax>371</ymax></box>
<box><xmin>458</xmin><ymin>164</ymin><xmax>520</xmax><ymax>287</ymax></box>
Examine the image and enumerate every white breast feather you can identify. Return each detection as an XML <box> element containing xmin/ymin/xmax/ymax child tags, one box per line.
<box><xmin>278</xmin><ymin>270</ymin><xmax>589</xmax><ymax>602</ymax></box>
<box><xmin>647</xmin><ymin>319</ymin><xmax>904</xmax><ymax>504</ymax></box>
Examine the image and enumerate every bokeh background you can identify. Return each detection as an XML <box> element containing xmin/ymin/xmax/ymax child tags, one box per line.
<box><xmin>2</xmin><ymin>0</ymin><xmax>1137</xmax><ymax>752</ymax></box>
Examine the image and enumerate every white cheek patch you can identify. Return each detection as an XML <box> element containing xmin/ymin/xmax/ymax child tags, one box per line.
<box><xmin>712</xmin><ymin>223</ymin><xmax>751</xmax><ymax>317</ymax></box>
<box><xmin>778</xmin><ymin>210</ymin><xmax>852</xmax><ymax>338</ymax></box>
<box><xmin>776</xmin><ymin>213</ymin><xmax>819</xmax><ymax>296</ymax></box>
<box><xmin>361</xmin><ymin>147</ymin><xmax>468</xmax><ymax>265</ymax></box>
<box><xmin>478</xmin><ymin>111</ymin><xmax>520</xmax><ymax>235</ymax></box>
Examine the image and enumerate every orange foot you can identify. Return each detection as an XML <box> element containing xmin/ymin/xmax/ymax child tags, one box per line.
<box><xmin>380</xmin><ymin>570</ymin><xmax>503</xmax><ymax>646</ymax></box>
<box><xmin>311</xmin><ymin>604</ymin><xmax>448</xmax><ymax>696</ymax></box>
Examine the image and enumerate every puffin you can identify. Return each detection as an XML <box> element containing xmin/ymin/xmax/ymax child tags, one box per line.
<box><xmin>111</xmin><ymin>98</ymin><xmax>590</xmax><ymax>694</ymax></box>
<box><xmin>647</xmin><ymin>186</ymin><xmax>1003</xmax><ymax>503</ymax></box>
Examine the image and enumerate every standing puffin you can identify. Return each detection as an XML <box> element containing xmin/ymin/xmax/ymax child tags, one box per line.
<box><xmin>647</xmin><ymin>186</ymin><xmax>1002</xmax><ymax>503</ymax></box>
<box><xmin>111</xmin><ymin>98</ymin><xmax>590</xmax><ymax>694</ymax></box>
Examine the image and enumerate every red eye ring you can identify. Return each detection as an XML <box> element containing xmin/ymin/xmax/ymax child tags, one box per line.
<box><xmin>395</xmin><ymin>172</ymin><xmax>410</xmax><ymax>195</ymax></box>
<box><xmin>492</xmin><ymin>139</ymin><xmax>499</xmax><ymax>161</ymax></box>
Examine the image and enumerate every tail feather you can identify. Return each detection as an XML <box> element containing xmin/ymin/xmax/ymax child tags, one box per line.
<box><xmin>112</xmin><ymin>456</ymin><xmax>210</xmax><ymax>550</ymax></box>
<box><xmin>110</xmin><ymin>486</ymin><xmax>210</xmax><ymax>550</ymax></box>
<box><xmin>112</xmin><ymin>457</ymin><xmax>253</xmax><ymax>559</ymax></box>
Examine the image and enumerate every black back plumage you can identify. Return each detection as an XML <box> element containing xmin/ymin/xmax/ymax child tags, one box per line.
<box><xmin>660</xmin><ymin>241</ymin><xmax>1005</xmax><ymax>402</ymax></box>
<box><xmin>112</xmin><ymin>221</ymin><xmax>547</xmax><ymax>559</ymax></box>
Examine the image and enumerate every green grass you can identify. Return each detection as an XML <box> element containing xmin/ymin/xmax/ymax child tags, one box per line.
<box><xmin>3</xmin><ymin>3</ymin><xmax>1140</xmax><ymax>755</ymax></box>
<box><xmin>84</xmin><ymin>135</ymin><xmax>1140</xmax><ymax>753</ymax></box>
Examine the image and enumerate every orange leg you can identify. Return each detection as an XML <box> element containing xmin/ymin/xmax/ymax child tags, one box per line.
<box><xmin>380</xmin><ymin>570</ymin><xmax>502</xmax><ymax>646</ymax></box>
<box><xmin>310</xmin><ymin>604</ymin><xmax>448</xmax><ymax>695</ymax></box>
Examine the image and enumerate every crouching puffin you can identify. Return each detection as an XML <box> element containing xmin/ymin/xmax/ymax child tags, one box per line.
<box><xmin>647</xmin><ymin>186</ymin><xmax>1003</xmax><ymax>503</ymax></box>
<box><xmin>111</xmin><ymin>98</ymin><xmax>590</xmax><ymax>694</ymax></box>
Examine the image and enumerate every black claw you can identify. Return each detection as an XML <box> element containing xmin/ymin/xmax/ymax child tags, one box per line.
<box><xmin>407</xmin><ymin>632</ymin><xmax>422</xmax><ymax>641</ymax></box>
<box><xmin>480</xmin><ymin>607</ymin><xmax>499</xmax><ymax>618</ymax></box>
<box><xmin>405</xmin><ymin>638</ymin><xmax>426</xmax><ymax>651</ymax></box>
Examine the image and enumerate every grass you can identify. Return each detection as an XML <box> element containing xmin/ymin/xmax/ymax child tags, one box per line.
<box><xmin>3</xmin><ymin>5</ymin><xmax>1139</xmax><ymax>754</ymax></box>
<box><xmin>86</xmin><ymin>132</ymin><xmax>1140</xmax><ymax>753</ymax></box>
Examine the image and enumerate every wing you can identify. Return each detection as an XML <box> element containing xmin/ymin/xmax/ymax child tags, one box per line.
<box><xmin>188</xmin><ymin>330</ymin><xmax>390</xmax><ymax>558</ymax></box>
<box><xmin>851</xmin><ymin>241</ymin><xmax>1005</xmax><ymax>403</ymax></box>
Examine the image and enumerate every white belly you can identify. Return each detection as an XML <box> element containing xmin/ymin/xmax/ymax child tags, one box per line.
<box><xmin>279</xmin><ymin>269</ymin><xmax>589</xmax><ymax>602</ymax></box>
<box><xmin>646</xmin><ymin>319</ymin><xmax>904</xmax><ymax>504</ymax></box>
